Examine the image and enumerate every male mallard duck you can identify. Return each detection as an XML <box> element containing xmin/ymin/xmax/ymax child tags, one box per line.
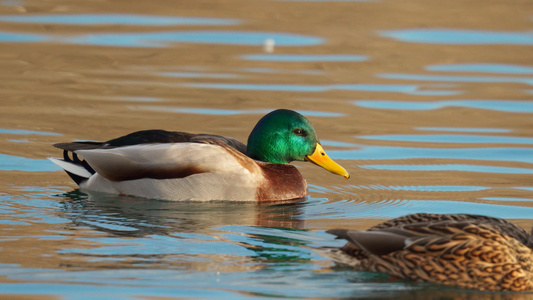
<box><xmin>49</xmin><ymin>109</ymin><xmax>349</xmax><ymax>201</ymax></box>
<box><xmin>326</xmin><ymin>213</ymin><xmax>533</xmax><ymax>291</ymax></box>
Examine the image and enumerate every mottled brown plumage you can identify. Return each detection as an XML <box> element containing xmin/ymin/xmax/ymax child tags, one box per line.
<box><xmin>326</xmin><ymin>213</ymin><xmax>533</xmax><ymax>292</ymax></box>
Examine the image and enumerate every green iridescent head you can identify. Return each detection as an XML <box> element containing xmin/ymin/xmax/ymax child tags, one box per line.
<box><xmin>247</xmin><ymin>109</ymin><xmax>318</xmax><ymax>163</ymax></box>
<box><xmin>246</xmin><ymin>109</ymin><xmax>350</xmax><ymax>178</ymax></box>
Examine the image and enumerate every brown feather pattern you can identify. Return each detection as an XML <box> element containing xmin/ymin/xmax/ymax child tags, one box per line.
<box><xmin>326</xmin><ymin>213</ymin><xmax>533</xmax><ymax>291</ymax></box>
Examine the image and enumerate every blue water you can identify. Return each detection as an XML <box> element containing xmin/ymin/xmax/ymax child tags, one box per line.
<box><xmin>0</xmin><ymin>14</ymin><xmax>241</xmax><ymax>26</ymax></box>
<box><xmin>303</xmin><ymin>198</ymin><xmax>533</xmax><ymax>220</ymax></box>
<box><xmin>359</xmin><ymin>134</ymin><xmax>533</xmax><ymax>144</ymax></box>
<box><xmin>1</xmin><ymin>4</ymin><xmax>533</xmax><ymax>300</ymax></box>
<box><xmin>0</xmin><ymin>31</ymin><xmax>48</xmax><ymax>43</ymax></box>
<box><xmin>482</xmin><ymin>197</ymin><xmax>532</xmax><ymax>202</ymax></box>
<box><xmin>381</xmin><ymin>29</ymin><xmax>533</xmax><ymax>45</ymax></box>
<box><xmin>0</xmin><ymin>128</ymin><xmax>62</xmax><ymax>135</ymax></box>
<box><xmin>119</xmin><ymin>96</ymin><xmax>160</xmax><ymax>102</ymax></box>
<box><xmin>379</xmin><ymin>73</ymin><xmax>533</xmax><ymax>85</ymax></box>
<box><xmin>0</xmin><ymin>184</ymin><xmax>531</xmax><ymax>299</ymax></box>
<box><xmin>353</xmin><ymin>100</ymin><xmax>533</xmax><ymax>113</ymax></box>
<box><xmin>0</xmin><ymin>154</ymin><xmax>60</xmax><ymax>172</ymax></box>
<box><xmin>185</xmin><ymin>83</ymin><xmax>460</xmax><ymax>96</ymax></box>
<box><xmin>329</xmin><ymin>146</ymin><xmax>533</xmax><ymax>164</ymax></box>
<box><xmin>241</xmin><ymin>54</ymin><xmax>368</xmax><ymax>62</ymax></box>
<box><xmin>353</xmin><ymin>185</ymin><xmax>489</xmax><ymax>192</ymax></box>
<box><xmin>68</xmin><ymin>31</ymin><xmax>322</xmax><ymax>47</ymax></box>
<box><xmin>415</xmin><ymin>127</ymin><xmax>511</xmax><ymax>133</ymax></box>
<box><xmin>0</xmin><ymin>30</ymin><xmax>323</xmax><ymax>48</ymax></box>
<box><xmin>240</xmin><ymin>67</ymin><xmax>324</xmax><ymax>75</ymax></box>
<box><xmin>426</xmin><ymin>63</ymin><xmax>533</xmax><ymax>74</ymax></box>
<box><xmin>361</xmin><ymin>164</ymin><xmax>533</xmax><ymax>174</ymax></box>
<box><xmin>7</xmin><ymin>139</ymin><xmax>30</xmax><ymax>143</ymax></box>
<box><xmin>162</xmin><ymin>71</ymin><xmax>239</xmax><ymax>79</ymax></box>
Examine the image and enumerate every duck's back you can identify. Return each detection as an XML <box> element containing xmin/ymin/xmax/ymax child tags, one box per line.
<box><xmin>54</xmin><ymin>129</ymin><xmax>247</xmax><ymax>154</ymax></box>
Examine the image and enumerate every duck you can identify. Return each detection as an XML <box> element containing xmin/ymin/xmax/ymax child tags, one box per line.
<box><xmin>325</xmin><ymin>213</ymin><xmax>533</xmax><ymax>292</ymax></box>
<box><xmin>49</xmin><ymin>109</ymin><xmax>350</xmax><ymax>202</ymax></box>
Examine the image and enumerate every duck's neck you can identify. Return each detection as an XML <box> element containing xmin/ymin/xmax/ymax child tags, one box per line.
<box><xmin>255</xmin><ymin>162</ymin><xmax>308</xmax><ymax>201</ymax></box>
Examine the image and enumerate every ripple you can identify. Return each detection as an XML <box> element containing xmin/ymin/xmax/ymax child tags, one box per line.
<box><xmin>320</xmin><ymin>140</ymin><xmax>359</xmax><ymax>148</ymax></box>
<box><xmin>379</xmin><ymin>73</ymin><xmax>533</xmax><ymax>85</ymax></box>
<box><xmin>133</xmin><ymin>106</ymin><xmax>344</xmax><ymax>117</ymax></box>
<box><xmin>304</xmin><ymin>198</ymin><xmax>407</xmax><ymax>220</ymax></box>
<box><xmin>59</xmin><ymin>234</ymin><xmax>251</xmax><ymax>256</ymax></box>
<box><xmin>482</xmin><ymin>197</ymin><xmax>532</xmax><ymax>202</ymax></box>
<box><xmin>0</xmin><ymin>220</ymin><xmax>29</xmax><ymax>225</ymax></box>
<box><xmin>0</xmin><ymin>154</ymin><xmax>60</xmax><ymax>172</ymax></box>
<box><xmin>1</xmin><ymin>0</ymin><xmax>23</xmax><ymax>6</ymax></box>
<box><xmin>186</xmin><ymin>83</ymin><xmax>459</xmax><ymax>95</ymax></box>
<box><xmin>0</xmin><ymin>128</ymin><xmax>62</xmax><ymax>136</ymax></box>
<box><xmin>0</xmin><ymin>31</ymin><xmax>48</xmax><ymax>42</ymax></box>
<box><xmin>381</xmin><ymin>29</ymin><xmax>533</xmax><ymax>45</ymax></box>
<box><xmin>0</xmin><ymin>264</ymin><xmax>411</xmax><ymax>299</ymax></box>
<box><xmin>66</xmin><ymin>31</ymin><xmax>323</xmax><ymax>48</ymax></box>
<box><xmin>0</xmin><ymin>187</ymin><xmax>70</xmax><ymax>225</ymax></box>
<box><xmin>187</xmin><ymin>83</ymin><xmax>328</xmax><ymax>92</ymax></box>
<box><xmin>328</xmin><ymin>146</ymin><xmax>533</xmax><ymax>164</ymax></box>
<box><xmin>333</xmin><ymin>84</ymin><xmax>459</xmax><ymax>96</ymax></box>
<box><xmin>515</xmin><ymin>187</ymin><xmax>533</xmax><ymax>191</ymax></box>
<box><xmin>161</xmin><ymin>71</ymin><xmax>238</xmax><ymax>79</ymax></box>
<box><xmin>361</xmin><ymin>164</ymin><xmax>533</xmax><ymax>174</ymax></box>
<box><xmin>351</xmin><ymin>185</ymin><xmax>488</xmax><ymax>192</ymax></box>
<box><xmin>241</xmin><ymin>54</ymin><xmax>368</xmax><ymax>62</ymax></box>
<box><xmin>0</xmin><ymin>14</ymin><xmax>241</xmax><ymax>26</ymax></box>
<box><xmin>427</xmin><ymin>63</ymin><xmax>533</xmax><ymax>75</ymax></box>
<box><xmin>241</xmin><ymin>67</ymin><xmax>276</xmax><ymax>73</ymax></box>
<box><xmin>7</xmin><ymin>139</ymin><xmax>30</xmax><ymax>143</ymax></box>
<box><xmin>304</xmin><ymin>199</ymin><xmax>533</xmax><ymax>220</ymax></box>
<box><xmin>78</xmin><ymin>220</ymin><xmax>140</xmax><ymax>232</ymax></box>
<box><xmin>241</xmin><ymin>67</ymin><xmax>324</xmax><ymax>75</ymax></box>
<box><xmin>307</xmin><ymin>184</ymin><xmax>338</xmax><ymax>194</ymax></box>
<box><xmin>0</xmin><ymin>30</ymin><xmax>323</xmax><ymax>48</ymax></box>
<box><xmin>415</xmin><ymin>127</ymin><xmax>510</xmax><ymax>133</ymax></box>
<box><xmin>353</xmin><ymin>100</ymin><xmax>533</xmax><ymax>113</ymax></box>
<box><xmin>359</xmin><ymin>134</ymin><xmax>533</xmax><ymax>144</ymax></box>
<box><xmin>118</xmin><ymin>96</ymin><xmax>159</xmax><ymax>102</ymax></box>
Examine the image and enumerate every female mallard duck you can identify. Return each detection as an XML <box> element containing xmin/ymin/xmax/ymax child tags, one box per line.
<box><xmin>326</xmin><ymin>213</ymin><xmax>533</xmax><ymax>291</ymax></box>
<box><xmin>49</xmin><ymin>109</ymin><xmax>349</xmax><ymax>202</ymax></box>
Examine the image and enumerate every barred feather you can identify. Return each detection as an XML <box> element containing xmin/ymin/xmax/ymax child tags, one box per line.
<box><xmin>326</xmin><ymin>213</ymin><xmax>533</xmax><ymax>291</ymax></box>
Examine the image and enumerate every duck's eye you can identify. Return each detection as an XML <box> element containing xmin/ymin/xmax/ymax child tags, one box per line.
<box><xmin>293</xmin><ymin>128</ymin><xmax>306</xmax><ymax>136</ymax></box>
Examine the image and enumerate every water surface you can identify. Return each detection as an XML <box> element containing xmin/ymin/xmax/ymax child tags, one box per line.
<box><xmin>0</xmin><ymin>0</ymin><xmax>532</xmax><ymax>299</ymax></box>
<box><xmin>381</xmin><ymin>29</ymin><xmax>533</xmax><ymax>45</ymax></box>
<box><xmin>0</xmin><ymin>14</ymin><xmax>241</xmax><ymax>26</ymax></box>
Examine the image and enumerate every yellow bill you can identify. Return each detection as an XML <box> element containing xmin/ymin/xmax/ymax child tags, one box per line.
<box><xmin>305</xmin><ymin>143</ymin><xmax>350</xmax><ymax>179</ymax></box>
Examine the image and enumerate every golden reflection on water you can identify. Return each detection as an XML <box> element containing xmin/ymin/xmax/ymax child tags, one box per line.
<box><xmin>0</xmin><ymin>0</ymin><xmax>532</xmax><ymax>298</ymax></box>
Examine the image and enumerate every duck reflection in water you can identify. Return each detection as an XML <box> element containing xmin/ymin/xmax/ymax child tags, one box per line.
<box><xmin>59</xmin><ymin>190</ymin><xmax>307</xmax><ymax>237</ymax></box>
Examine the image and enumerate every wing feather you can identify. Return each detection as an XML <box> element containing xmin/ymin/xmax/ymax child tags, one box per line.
<box><xmin>76</xmin><ymin>143</ymin><xmax>251</xmax><ymax>182</ymax></box>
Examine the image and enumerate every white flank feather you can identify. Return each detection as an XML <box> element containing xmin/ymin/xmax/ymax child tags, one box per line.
<box><xmin>76</xmin><ymin>143</ymin><xmax>252</xmax><ymax>178</ymax></box>
<box><xmin>73</xmin><ymin>143</ymin><xmax>263</xmax><ymax>201</ymax></box>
